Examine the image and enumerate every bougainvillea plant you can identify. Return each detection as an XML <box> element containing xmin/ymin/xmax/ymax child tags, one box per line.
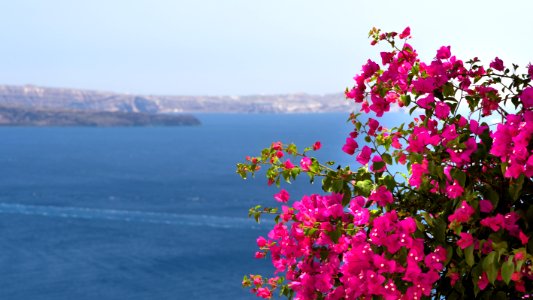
<box><xmin>237</xmin><ymin>27</ymin><xmax>532</xmax><ymax>299</ymax></box>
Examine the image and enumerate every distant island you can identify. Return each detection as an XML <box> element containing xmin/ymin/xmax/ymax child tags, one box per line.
<box><xmin>0</xmin><ymin>105</ymin><xmax>200</xmax><ymax>127</ymax></box>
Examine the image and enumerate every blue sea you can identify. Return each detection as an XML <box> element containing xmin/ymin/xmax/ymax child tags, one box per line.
<box><xmin>0</xmin><ymin>113</ymin><xmax>361</xmax><ymax>300</ymax></box>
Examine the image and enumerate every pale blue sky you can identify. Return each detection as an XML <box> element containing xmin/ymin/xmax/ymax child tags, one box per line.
<box><xmin>0</xmin><ymin>0</ymin><xmax>531</xmax><ymax>95</ymax></box>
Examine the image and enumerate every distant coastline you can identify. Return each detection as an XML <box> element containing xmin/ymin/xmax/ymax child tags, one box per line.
<box><xmin>0</xmin><ymin>84</ymin><xmax>353</xmax><ymax>114</ymax></box>
<box><xmin>0</xmin><ymin>84</ymin><xmax>356</xmax><ymax>126</ymax></box>
<box><xmin>0</xmin><ymin>105</ymin><xmax>200</xmax><ymax>127</ymax></box>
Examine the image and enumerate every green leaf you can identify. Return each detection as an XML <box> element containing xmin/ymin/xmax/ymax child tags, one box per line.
<box><xmin>485</xmin><ymin>187</ymin><xmax>500</xmax><ymax>209</ymax></box>
<box><xmin>373</xmin><ymin>161</ymin><xmax>385</xmax><ymax>172</ymax></box>
<box><xmin>327</xmin><ymin>224</ymin><xmax>342</xmax><ymax>243</ymax></box>
<box><xmin>465</xmin><ymin>245</ymin><xmax>475</xmax><ymax>266</ymax></box>
<box><xmin>356</xmin><ymin>180</ymin><xmax>373</xmax><ymax>197</ymax></box>
<box><xmin>355</xmin><ymin>121</ymin><xmax>362</xmax><ymax>131</ymax></box>
<box><xmin>445</xmin><ymin>245</ymin><xmax>454</xmax><ymax>265</ymax></box>
<box><xmin>492</xmin><ymin>241</ymin><xmax>508</xmax><ymax>252</ymax></box>
<box><xmin>342</xmin><ymin>185</ymin><xmax>352</xmax><ymax>206</ymax></box>
<box><xmin>482</xmin><ymin>251</ymin><xmax>495</xmax><ymax>270</ymax></box>
<box><xmin>331</xmin><ymin>179</ymin><xmax>344</xmax><ymax>192</ymax></box>
<box><xmin>304</xmin><ymin>227</ymin><xmax>318</xmax><ymax>236</ymax></box>
<box><xmin>509</xmin><ymin>174</ymin><xmax>524</xmax><ymax>201</ymax></box>
<box><xmin>487</xmin><ymin>263</ymin><xmax>498</xmax><ymax>284</ymax></box>
<box><xmin>381</xmin><ymin>153</ymin><xmax>393</xmax><ymax>165</ymax></box>
<box><xmin>443</xmin><ymin>82</ymin><xmax>455</xmax><ymax>97</ymax></box>
<box><xmin>471</xmin><ymin>263</ymin><xmax>482</xmax><ymax>296</ymax></box>
<box><xmin>451</xmin><ymin>168</ymin><xmax>466</xmax><ymax>187</ymax></box>
<box><xmin>286</xmin><ymin>143</ymin><xmax>298</xmax><ymax>154</ymax></box>
<box><xmin>501</xmin><ymin>258</ymin><xmax>514</xmax><ymax>285</ymax></box>
<box><xmin>322</xmin><ymin>176</ymin><xmax>332</xmax><ymax>192</ymax></box>
<box><xmin>482</xmin><ymin>251</ymin><xmax>499</xmax><ymax>284</ymax></box>
<box><xmin>382</xmin><ymin>175</ymin><xmax>396</xmax><ymax>191</ymax></box>
<box><xmin>401</xmin><ymin>94</ymin><xmax>411</xmax><ymax>106</ymax></box>
<box><xmin>433</xmin><ymin>217</ymin><xmax>447</xmax><ymax>243</ymax></box>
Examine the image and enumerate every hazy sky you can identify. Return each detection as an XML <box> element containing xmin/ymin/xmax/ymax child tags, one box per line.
<box><xmin>0</xmin><ymin>0</ymin><xmax>531</xmax><ymax>95</ymax></box>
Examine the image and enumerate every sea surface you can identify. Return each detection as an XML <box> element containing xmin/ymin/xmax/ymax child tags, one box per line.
<box><xmin>0</xmin><ymin>113</ymin><xmax>366</xmax><ymax>300</ymax></box>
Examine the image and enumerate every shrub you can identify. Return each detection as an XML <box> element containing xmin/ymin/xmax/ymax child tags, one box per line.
<box><xmin>238</xmin><ymin>27</ymin><xmax>532</xmax><ymax>299</ymax></box>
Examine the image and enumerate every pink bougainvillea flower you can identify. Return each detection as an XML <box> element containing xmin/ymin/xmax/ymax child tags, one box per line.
<box><xmin>362</xmin><ymin>59</ymin><xmax>380</xmax><ymax>78</ymax></box>
<box><xmin>351</xmin><ymin>206</ymin><xmax>369</xmax><ymax>226</ymax></box>
<box><xmin>434</xmin><ymin>102</ymin><xmax>451</xmax><ymax>120</ymax></box>
<box><xmin>477</xmin><ymin>272</ymin><xmax>489</xmax><ymax>290</ymax></box>
<box><xmin>456</xmin><ymin>232</ymin><xmax>474</xmax><ymax>249</ymax></box>
<box><xmin>445</xmin><ymin>180</ymin><xmax>464</xmax><ymax>199</ymax></box>
<box><xmin>283</xmin><ymin>159</ymin><xmax>294</xmax><ymax>169</ymax></box>
<box><xmin>391</xmin><ymin>135</ymin><xmax>402</xmax><ymax>149</ymax></box>
<box><xmin>255</xmin><ymin>251</ymin><xmax>266</xmax><ymax>259</ymax></box>
<box><xmin>424</xmin><ymin>247</ymin><xmax>446</xmax><ymax>270</ymax></box>
<box><xmin>416</xmin><ymin>94</ymin><xmax>435</xmax><ymax>109</ymax></box>
<box><xmin>515</xmin><ymin>251</ymin><xmax>526</xmax><ymax>262</ymax></box>
<box><xmin>369</xmin><ymin>186</ymin><xmax>394</xmax><ymax>207</ymax></box>
<box><xmin>271</xmin><ymin>141</ymin><xmax>283</xmax><ymax>151</ymax></box>
<box><xmin>519</xmin><ymin>231</ymin><xmax>529</xmax><ymax>245</ymax></box>
<box><xmin>469</xmin><ymin>119</ymin><xmax>488</xmax><ymax>135</ymax></box>
<box><xmin>255</xmin><ymin>287</ymin><xmax>272</xmax><ymax>299</ymax></box>
<box><xmin>481</xmin><ymin>239</ymin><xmax>493</xmax><ymax>254</ymax></box>
<box><xmin>441</xmin><ymin>124</ymin><xmax>458</xmax><ymax>142</ymax></box>
<box><xmin>490</xmin><ymin>57</ymin><xmax>505</xmax><ymax>71</ymax></box>
<box><xmin>412</xmin><ymin>77</ymin><xmax>435</xmax><ymax>94</ymax></box>
<box><xmin>342</xmin><ymin>138</ymin><xmax>358</xmax><ymax>155</ymax></box>
<box><xmin>480</xmin><ymin>214</ymin><xmax>504</xmax><ymax>232</ymax></box>
<box><xmin>256</xmin><ymin>236</ymin><xmax>267</xmax><ymax>247</ymax></box>
<box><xmin>313</xmin><ymin>141</ymin><xmax>322</xmax><ymax>151</ymax></box>
<box><xmin>267</xmin><ymin>277</ymin><xmax>279</xmax><ymax>287</ymax></box>
<box><xmin>367</xmin><ymin>118</ymin><xmax>380</xmax><ymax>135</ymax></box>
<box><xmin>406</xmin><ymin>126</ymin><xmax>440</xmax><ymax>153</ymax></box>
<box><xmin>503</xmin><ymin>212</ymin><xmax>521</xmax><ymax>233</ymax></box>
<box><xmin>300</xmin><ymin>157</ymin><xmax>312</xmax><ymax>171</ymax></box>
<box><xmin>369</xmin><ymin>94</ymin><xmax>390</xmax><ymax>117</ymax></box>
<box><xmin>449</xmin><ymin>272</ymin><xmax>460</xmax><ymax>286</ymax></box>
<box><xmin>520</xmin><ymin>87</ymin><xmax>533</xmax><ymax>108</ymax></box>
<box><xmin>274</xmin><ymin>189</ymin><xmax>290</xmax><ymax>203</ymax></box>
<box><xmin>409</xmin><ymin>158</ymin><xmax>428</xmax><ymax>188</ymax></box>
<box><xmin>397</xmin><ymin>152</ymin><xmax>407</xmax><ymax>165</ymax></box>
<box><xmin>457</xmin><ymin>116</ymin><xmax>468</xmax><ymax>127</ymax></box>
<box><xmin>380</xmin><ymin>51</ymin><xmax>395</xmax><ymax>65</ymax></box>
<box><xmin>479</xmin><ymin>199</ymin><xmax>494</xmax><ymax>213</ymax></box>
<box><xmin>448</xmin><ymin>201</ymin><xmax>475</xmax><ymax>224</ymax></box>
<box><xmin>280</xmin><ymin>205</ymin><xmax>293</xmax><ymax>222</ymax></box>
<box><xmin>436</xmin><ymin>45</ymin><xmax>451</xmax><ymax>60</ymax></box>
<box><xmin>345</xmin><ymin>88</ymin><xmax>357</xmax><ymax>99</ymax></box>
<box><xmin>399</xmin><ymin>26</ymin><xmax>410</xmax><ymax>39</ymax></box>
<box><xmin>446</xmin><ymin>137</ymin><xmax>477</xmax><ymax>166</ymax></box>
<box><xmin>356</xmin><ymin>146</ymin><xmax>372</xmax><ymax>165</ymax></box>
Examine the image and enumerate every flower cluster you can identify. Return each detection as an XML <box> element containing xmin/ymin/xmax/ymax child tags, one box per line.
<box><xmin>238</xmin><ymin>27</ymin><xmax>532</xmax><ymax>299</ymax></box>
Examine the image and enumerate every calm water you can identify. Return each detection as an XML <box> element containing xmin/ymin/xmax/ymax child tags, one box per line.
<box><xmin>0</xmin><ymin>114</ymin><xmax>358</xmax><ymax>300</ymax></box>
